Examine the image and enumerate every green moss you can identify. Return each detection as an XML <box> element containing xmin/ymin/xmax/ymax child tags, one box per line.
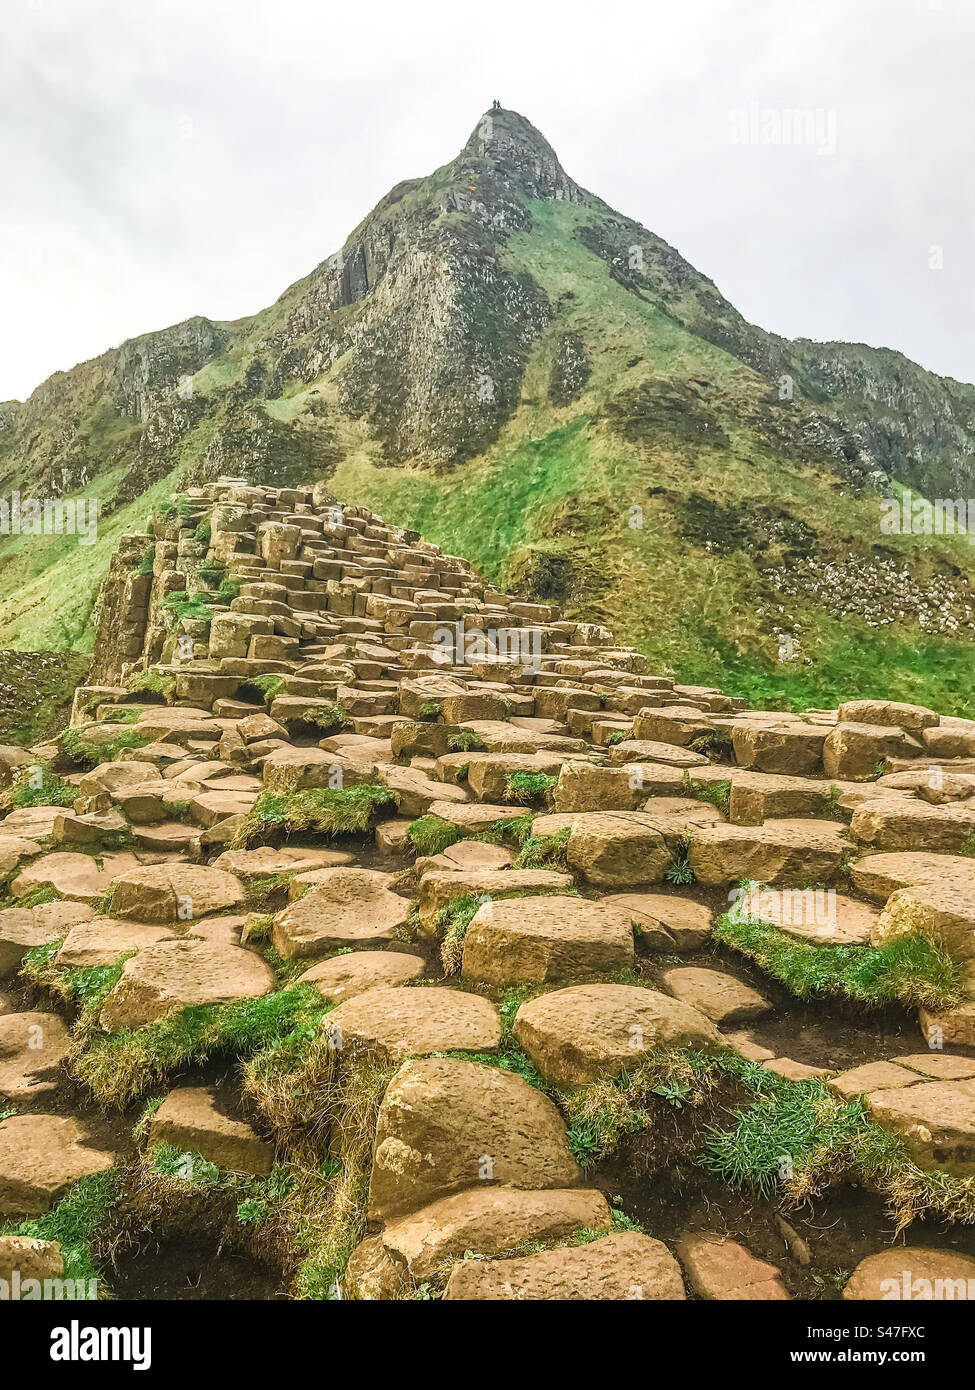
<box><xmin>8</xmin><ymin>766</ymin><xmax>77</xmax><ymax>809</ymax></box>
<box><xmin>447</xmin><ymin>730</ymin><xmax>486</xmax><ymax>752</ymax></box>
<box><xmin>505</xmin><ymin>771</ymin><xmax>558</xmax><ymax>804</ymax></box>
<box><xmin>61</xmin><ymin>727</ymin><xmax>150</xmax><ymax>768</ymax></box>
<box><xmin>688</xmin><ymin>777</ymin><xmax>731</xmax><ymax>812</ymax></box>
<box><xmin>0</xmin><ymin>1168</ymin><xmax>120</xmax><ymax>1289</ymax></box>
<box><xmin>406</xmin><ymin>815</ymin><xmax>462</xmax><ymax>857</ymax></box>
<box><xmin>512</xmin><ymin>825</ymin><xmax>571</xmax><ymax>868</ymax></box>
<box><xmin>73</xmin><ymin>983</ymin><xmax>328</xmax><ymax>1107</ymax></box>
<box><xmin>232</xmin><ymin>785</ymin><xmax>397</xmax><ymax>847</ymax></box>
<box><xmin>713</xmin><ymin>911</ymin><xmax>960</xmax><ymax>1011</ymax></box>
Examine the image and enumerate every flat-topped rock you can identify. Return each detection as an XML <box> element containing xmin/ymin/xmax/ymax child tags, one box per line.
<box><xmin>599</xmin><ymin>892</ymin><xmax>713</xmax><ymax>951</ymax></box>
<box><xmin>272</xmin><ymin>868</ymin><xmax>410</xmax><ymax>959</ymax></box>
<box><xmin>381</xmin><ymin>1188</ymin><xmax>612</xmax><ymax>1281</ymax></box>
<box><xmin>462</xmin><ymin>895</ymin><xmax>635</xmax><ymax>987</ymax></box>
<box><xmin>687</xmin><ymin>819</ymin><xmax>850</xmax><ymax>887</ymax></box>
<box><xmin>844</xmin><ymin>1247</ymin><xmax>975</xmax><ymax>1300</ymax></box>
<box><xmin>211</xmin><ymin>846</ymin><xmax>355</xmax><ymax>880</ymax></box>
<box><xmin>0</xmin><ymin>900</ymin><xmax>97</xmax><ymax>978</ymax></box>
<box><xmin>0</xmin><ymin>1114</ymin><xmax>114</xmax><ymax>1217</ymax></box>
<box><xmin>0</xmin><ymin>1234</ymin><xmax>63</xmax><ymax>1282</ymax></box>
<box><xmin>0</xmin><ymin>1011</ymin><xmax>73</xmax><ymax>1101</ymax></box>
<box><xmin>443</xmin><ymin>1232</ymin><xmax>686</xmax><ymax>1301</ymax></box>
<box><xmin>11</xmin><ymin>850</ymin><xmax>140</xmax><ymax>906</ymax></box>
<box><xmin>850</xmin><ymin>800</ymin><xmax>975</xmax><ymax>854</ymax></box>
<box><xmin>676</xmin><ymin>1233</ymin><xmax>788</xmax><ymax>1300</ymax></box>
<box><xmin>0</xmin><ymin>834</ymin><xmax>43</xmax><ymax>881</ymax></box>
<box><xmin>828</xmin><ymin>1061</ymin><xmax>922</xmax><ymax>1099</ymax></box>
<box><xmin>864</xmin><ymin>1079</ymin><xmax>975</xmax><ymax>1174</ymax></box>
<box><xmin>731</xmin><ymin>723</ymin><xmax>827</xmax><ymax>776</ymax></box>
<box><xmin>565</xmin><ymin>812</ymin><xmax>671</xmax><ymax>886</ymax></box>
<box><xmin>662</xmin><ymin>967</ymin><xmax>772</xmax><ymax>1026</ymax></box>
<box><xmin>325</xmin><ymin>986</ymin><xmax>500</xmax><ymax>1061</ymax></box>
<box><xmin>512</xmin><ymin>983</ymin><xmax>722</xmax><ymax>1085</ymax></box>
<box><xmin>851</xmin><ymin>851</ymin><xmax>975</xmax><ymax>903</ymax></box>
<box><xmin>148</xmin><ymin>1086</ymin><xmax>273</xmax><ymax>1175</ymax></box>
<box><xmin>873</xmin><ymin>883</ymin><xmax>975</xmax><ymax>960</ymax></box>
<box><xmin>109</xmin><ymin>863</ymin><xmax>246</xmax><ymax>923</ymax></box>
<box><xmin>838</xmin><ymin>700</ymin><xmax>939</xmax><ymax>732</ymax></box>
<box><xmin>731</xmin><ymin>884</ymin><xmax>877</xmax><ymax>946</ymax></box>
<box><xmin>416</xmin><ymin>867</ymin><xmax>572</xmax><ymax>929</ymax></box>
<box><xmin>414</xmin><ymin>840</ymin><xmax>513</xmax><ymax>875</ymax></box>
<box><xmin>297</xmin><ymin>950</ymin><xmax>425</xmax><ymax>1003</ymax></box>
<box><xmin>368</xmin><ymin>1057</ymin><xmax>579</xmax><ymax>1223</ymax></box>
<box><xmin>823</xmin><ymin>722</ymin><xmax>923</xmax><ymax>781</ymax></box>
<box><xmin>54</xmin><ymin>916</ymin><xmax>177</xmax><ymax>968</ymax></box>
<box><xmin>99</xmin><ymin>939</ymin><xmax>275</xmax><ymax>1031</ymax></box>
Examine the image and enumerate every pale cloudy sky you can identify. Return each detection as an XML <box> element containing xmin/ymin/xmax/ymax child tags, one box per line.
<box><xmin>1</xmin><ymin>0</ymin><xmax>972</xmax><ymax>402</ymax></box>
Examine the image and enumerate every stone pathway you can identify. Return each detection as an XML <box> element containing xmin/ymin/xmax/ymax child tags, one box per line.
<box><xmin>3</xmin><ymin>476</ymin><xmax>975</xmax><ymax>1299</ymax></box>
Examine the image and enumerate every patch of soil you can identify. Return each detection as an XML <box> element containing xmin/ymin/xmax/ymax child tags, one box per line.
<box><xmin>110</xmin><ymin>1238</ymin><xmax>286</xmax><ymax>1300</ymax></box>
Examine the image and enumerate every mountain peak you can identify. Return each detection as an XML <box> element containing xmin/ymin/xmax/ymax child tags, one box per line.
<box><xmin>458</xmin><ymin>106</ymin><xmax>583</xmax><ymax>203</ymax></box>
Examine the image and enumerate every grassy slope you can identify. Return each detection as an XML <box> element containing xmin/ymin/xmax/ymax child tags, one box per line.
<box><xmin>329</xmin><ymin>200</ymin><xmax>975</xmax><ymax>715</ymax></box>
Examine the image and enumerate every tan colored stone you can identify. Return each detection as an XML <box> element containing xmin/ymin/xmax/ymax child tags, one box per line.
<box><xmin>676</xmin><ymin>1233</ymin><xmax>788</xmax><ymax>1300</ymax></box>
<box><xmin>851</xmin><ymin>851</ymin><xmax>975</xmax><ymax>903</ymax></box>
<box><xmin>99</xmin><ymin>939</ymin><xmax>275</xmax><ymax>1031</ymax></box>
<box><xmin>382</xmin><ymin>1188</ymin><xmax>612</xmax><ymax>1281</ymax></box>
<box><xmin>0</xmin><ymin>1114</ymin><xmax>114</xmax><ymax>1217</ymax></box>
<box><xmin>297</xmin><ymin>951</ymin><xmax>424</xmax><ymax>1003</ymax></box>
<box><xmin>416</xmin><ymin>868</ymin><xmax>571</xmax><ymax>930</ymax></box>
<box><xmin>731</xmin><ymin>724</ymin><xmax>826</xmax><ymax>776</ymax></box>
<box><xmin>443</xmin><ymin>1231</ymin><xmax>686</xmax><ymax>1300</ymax></box>
<box><xmin>687</xmin><ymin>819</ymin><xmax>850</xmax><ymax>887</ymax></box>
<box><xmin>109</xmin><ymin>863</ymin><xmax>246</xmax><ymax>923</ymax></box>
<box><xmin>149</xmin><ymin>1086</ymin><xmax>273</xmax><ymax>1175</ymax></box>
<box><xmin>272</xmin><ymin>868</ymin><xmax>410</xmax><ymax>959</ymax></box>
<box><xmin>844</xmin><ymin>1247</ymin><xmax>975</xmax><ymax>1300</ymax></box>
<box><xmin>838</xmin><ymin>700</ymin><xmax>939</xmax><ymax>732</ymax></box>
<box><xmin>662</xmin><ymin>966</ymin><xmax>771</xmax><ymax>1026</ymax></box>
<box><xmin>0</xmin><ymin>1234</ymin><xmax>63</xmax><ymax>1282</ymax></box>
<box><xmin>11</xmin><ymin>851</ymin><xmax>140</xmax><ymax>906</ymax></box>
<box><xmin>865</xmin><ymin>1079</ymin><xmax>975</xmax><ymax>1174</ymax></box>
<box><xmin>512</xmin><ymin>983</ymin><xmax>722</xmax><ymax>1085</ymax></box>
<box><xmin>368</xmin><ymin>1057</ymin><xmax>579</xmax><ymax>1223</ymax></box>
<box><xmin>0</xmin><ymin>1011</ymin><xmax>72</xmax><ymax>1101</ymax></box>
<box><xmin>828</xmin><ymin>1062</ymin><xmax>922</xmax><ymax>1099</ymax></box>
<box><xmin>600</xmin><ymin>892</ymin><xmax>713</xmax><ymax>951</ymax></box>
<box><xmin>566</xmin><ymin>812</ymin><xmax>671</xmax><ymax>887</ymax></box>
<box><xmin>326</xmin><ymin>985</ymin><xmax>500</xmax><ymax>1061</ymax></box>
<box><xmin>462</xmin><ymin>895</ymin><xmax>635</xmax><ymax>987</ymax></box>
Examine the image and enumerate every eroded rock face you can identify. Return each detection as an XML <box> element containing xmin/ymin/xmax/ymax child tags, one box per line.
<box><xmin>461</xmin><ymin>895</ymin><xmax>635</xmax><ymax>987</ymax></box>
<box><xmin>148</xmin><ymin>1087</ymin><xmax>274</xmax><ymax>1176</ymax></box>
<box><xmin>324</xmin><ymin>986</ymin><xmax>500</xmax><ymax>1062</ymax></box>
<box><xmin>272</xmin><ymin>869</ymin><xmax>410</xmax><ymax>958</ymax></box>
<box><xmin>297</xmin><ymin>951</ymin><xmax>425</xmax><ymax>1003</ymax></box>
<box><xmin>381</xmin><ymin>1188</ymin><xmax>612</xmax><ymax>1281</ymax></box>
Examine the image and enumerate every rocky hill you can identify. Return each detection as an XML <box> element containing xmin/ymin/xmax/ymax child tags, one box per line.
<box><xmin>3</xmin><ymin>477</ymin><xmax>975</xmax><ymax>1301</ymax></box>
<box><xmin>2</xmin><ymin>108</ymin><xmax>975</xmax><ymax>713</ymax></box>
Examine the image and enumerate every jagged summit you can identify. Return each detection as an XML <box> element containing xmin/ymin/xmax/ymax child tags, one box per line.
<box><xmin>456</xmin><ymin>107</ymin><xmax>584</xmax><ymax>204</ymax></box>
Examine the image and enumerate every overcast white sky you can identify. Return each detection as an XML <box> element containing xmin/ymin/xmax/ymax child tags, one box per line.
<box><xmin>1</xmin><ymin>0</ymin><xmax>972</xmax><ymax>402</ymax></box>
